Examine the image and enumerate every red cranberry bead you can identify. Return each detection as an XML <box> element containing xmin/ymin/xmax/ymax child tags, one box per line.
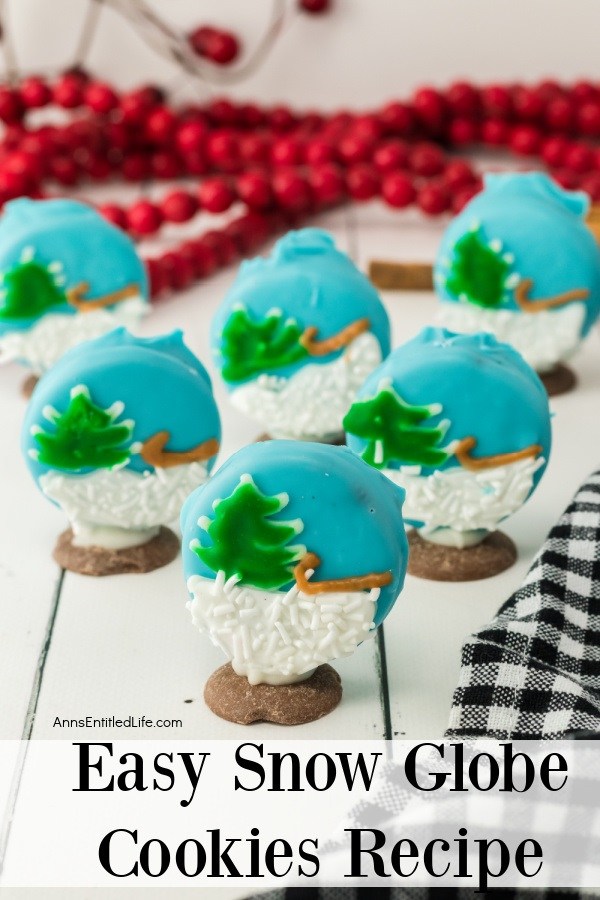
<box><xmin>309</xmin><ymin>162</ymin><xmax>346</xmax><ymax>206</ymax></box>
<box><xmin>578</xmin><ymin>102</ymin><xmax>600</xmax><ymax>137</ymax></box>
<box><xmin>350</xmin><ymin>114</ymin><xmax>384</xmax><ymax>144</ymax></box>
<box><xmin>541</xmin><ymin>136</ymin><xmax>569</xmax><ymax>168</ymax></box>
<box><xmin>84</xmin><ymin>81</ymin><xmax>118</xmax><ymax>115</ymax></box>
<box><xmin>481</xmin><ymin>84</ymin><xmax>513</xmax><ymax>118</ymax></box>
<box><xmin>236</xmin><ymin>171</ymin><xmax>273</xmax><ymax>210</ymax></box>
<box><xmin>206</xmin><ymin>129</ymin><xmax>240</xmax><ymax>171</ymax></box>
<box><xmin>189</xmin><ymin>27</ymin><xmax>240</xmax><ymax>65</ymax></box>
<box><xmin>481</xmin><ymin>119</ymin><xmax>509</xmax><ymax>145</ymax></box>
<box><xmin>452</xmin><ymin>183</ymin><xmax>482</xmax><ymax>213</ymax></box>
<box><xmin>53</xmin><ymin>74</ymin><xmax>83</xmax><ymax>109</ymax></box>
<box><xmin>417</xmin><ymin>183</ymin><xmax>449</xmax><ymax>215</ymax></box>
<box><xmin>127</xmin><ymin>200</ymin><xmax>163</xmax><ymax>236</ymax></box>
<box><xmin>564</xmin><ymin>143</ymin><xmax>594</xmax><ymax>174</ymax></box>
<box><xmin>20</xmin><ymin>76</ymin><xmax>51</xmax><ymax>109</ymax></box>
<box><xmin>0</xmin><ymin>169</ymin><xmax>31</xmax><ymax>198</ymax></box>
<box><xmin>145</xmin><ymin>106</ymin><xmax>177</xmax><ymax>144</ymax></box>
<box><xmin>373</xmin><ymin>140</ymin><xmax>409</xmax><ymax>173</ymax></box>
<box><xmin>192</xmin><ymin>238</ymin><xmax>220</xmax><ymax>277</ymax></box>
<box><xmin>121</xmin><ymin>153</ymin><xmax>151</xmax><ymax>182</ymax></box>
<box><xmin>551</xmin><ymin>168</ymin><xmax>580</xmax><ymax>190</ymax></box>
<box><xmin>339</xmin><ymin>134</ymin><xmax>374</xmax><ymax>165</ymax></box>
<box><xmin>409</xmin><ymin>142</ymin><xmax>445</xmax><ymax>176</ymax></box>
<box><xmin>239</xmin><ymin>133</ymin><xmax>270</xmax><ymax>166</ymax></box>
<box><xmin>378</xmin><ymin>101</ymin><xmax>413</xmax><ymax>135</ymax></box>
<box><xmin>346</xmin><ymin>164</ymin><xmax>380</xmax><ymax>201</ymax></box>
<box><xmin>272</xmin><ymin>169</ymin><xmax>313</xmax><ymax>211</ymax></box>
<box><xmin>120</xmin><ymin>85</ymin><xmax>163</xmax><ymax>124</ymax></box>
<box><xmin>580</xmin><ymin>172</ymin><xmax>600</xmax><ymax>202</ymax></box>
<box><xmin>0</xmin><ymin>87</ymin><xmax>23</xmax><ymax>123</ymax></box>
<box><xmin>381</xmin><ymin>171</ymin><xmax>415</xmax><ymax>208</ymax></box>
<box><xmin>271</xmin><ymin>136</ymin><xmax>304</xmax><ymax>167</ymax></box>
<box><xmin>413</xmin><ymin>87</ymin><xmax>447</xmax><ymax>132</ymax></box>
<box><xmin>162</xmin><ymin>190</ymin><xmax>198</xmax><ymax>223</ymax></box>
<box><xmin>202</xmin><ymin>230</ymin><xmax>239</xmax><ymax>266</ymax></box>
<box><xmin>269</xmin><ymin>106</ymin><xmax>297</xmax><ymax>132</ymax></box>
<box><xmin>513</xmin><ymin>86</ymin><xmax>543</xmax><ymax>121</ymax></box>
<box><xmin>206</xmin><ymin>98</ymin><xmax>238</xmax><ymax>126</ymax></box>
<box><xmin>98</xmin><ymin>203</ymin><xmax>127</xmax><ymax>229</ymax></box>
<box><xmin>304</xmin><ymin>138</ymin><xmax>336</xmax><ymax>166</ymax></box>
<box><xmin>535</xmin><ymin>79</ymin><xmax>563</xmax><ymax>102</ymax></box>
<box><xmin>146</xmin><ymin>257</ymin><xmax>168</xmax><ymax>298</ymax></box>
<box><xmin>299</xmin><ymin>0</ymin><xmax>331</xmax><ymax>12</ymax></box>
<box><xmin>446</xmin><ymin>81</ymin><xmax>480</xmax><ymax>117</ymax></box>
<box><xmin>184</xmin><ymin>152</ymin><xmax>209</xmax><ymax>176</ymax></box>
<box><xmin>167</xmin><ymin>251</ymin><xmax>195</xmax><ymax>290</ymax></box>
<box><xmin>238</xmin><ymin>103</ymin><xmax>265</xmax><ymax>128</ymax></box>
<box><xmin>510</xmin><ymin>125</ymin><xmax>541</xmax><ymax>156</ymax></box>
<box><xmin>448</xmin><ymin>118</ymin><xmax>479</xmax><ymax>146</ymax></box>
<box><xmin>151</xmin><ymin>151</ymin><xmax>182</xmax><ymax>180</ymax></box>
<box><xmin>572</xmin><ymin>81</ymin><xmax>597</xmax><ymax>103</ymax></box>
<box><xmin>198</xmin><ymin>177</ymin><xmax>236</xmax><ymax>213</ymax></box>
<box><xmin>84</xmin><ymin>154</ymin><xmax>112</xmax><ymax>181</ymax></box>
<box><xmin>443</xmin><ymin>159</ymin><xmax>476</xmax><ymax>190</ymax></box>
<box><xmin>545</xmin><ymin>96</ymin><xmax>574</xmax><ymax>132</ymax></box>
<box><xmin>50</xmin><ymin>156</ymin><xmax>79</xmax><ymax>186</ymax></box>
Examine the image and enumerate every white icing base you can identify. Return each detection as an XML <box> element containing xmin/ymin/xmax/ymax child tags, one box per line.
<box><xmin>229</xmin><ymin>331</ymin><xmax>382</xmax><ymax>441</ymax></box>
<box><xmin>187</xmin><ymin>571</ymin><xmax>379</xmax><ymax>685</ymax></box>
<box><xmin>0</xmin><ymin>296</ymin><xmax>147</xmax><ymax>375</ymax></box>
<box><xmin>384</xmin><ymin>455</ymin><xmax>544</xmax><ymax>537</ymax></box>
<box><xmin>438</xmin><ymin>301</ymin><xmax>586</xmax><ymax>373</ymax></box>
<box><xmin>40</xmin><ymin>461</ymin><xmax>208</xmax><ymax>550</ymax></box>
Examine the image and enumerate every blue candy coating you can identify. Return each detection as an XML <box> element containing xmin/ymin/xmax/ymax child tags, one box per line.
<box><xmin>345</xmin><ymin>327</ymin><xmax>551</xmax><ymax>492</ymax></box>
<box><xmin>181</xmin><ymin>441</ymin><xmax>408</xmax><ymax>625</ymax></box>
<box><xmin>22</xmin><ymin>328</ymin><xmax>221</xmax><ymax>485</ymax></box>
<box><xmin>0</xmin><ymin>198</ymin><xmax>148</xmax><ymax>335</ymax></box>
<box><xmin>435</xmin><ymin>172</ymin><xmax>600</xmax><ymax>334</ymax></box>
<box><xmin>210</xmin><ymin>228</ymin><xmax>391</xmax><ymax>385</ymax></box>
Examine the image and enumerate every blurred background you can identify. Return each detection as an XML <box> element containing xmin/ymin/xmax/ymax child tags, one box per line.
<box><xmin>5</xmin><ymin>0</ymin><xmax>600</xmax><ymax>105</ymax></box>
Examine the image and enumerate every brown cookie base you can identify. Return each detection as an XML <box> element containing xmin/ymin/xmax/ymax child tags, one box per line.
<box><xmin>407</xmin><ymin>529</ymin><xmax>517</xmax><ymax>582</ymax></box>
<box><xmin>21</xmin><ymin>374</ymin><xmax>39</xmax><ymax>399</ymax></box>
<box><xmin>53</xmin><ymin>526</ymin><xmax>180</xmax><ymax>576</ymax></box>
<box><xmin>255</xmin><ymin>432</ymin><xmax>345</xmax><ymax>446</ymax></box>
<box><xmin>204</xmin><ymin>663</ymin><xmax>342</xmax><ymax>725</ymax></box>
<box><xmin>540</xmin><ymin>363</ymin><xmax>577</xmax><ymax>397</ymax></box>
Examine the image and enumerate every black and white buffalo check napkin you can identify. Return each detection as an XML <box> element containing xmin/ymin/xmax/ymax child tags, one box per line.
<box><xmin>446</xmin><ymin>469</ymin><xmax>600</xmax><ymax>740</ymax></box>
<box><xmin>246</xmin><ymin>473</ymin><xmax>600</xmax><ymax>899</ymax></box>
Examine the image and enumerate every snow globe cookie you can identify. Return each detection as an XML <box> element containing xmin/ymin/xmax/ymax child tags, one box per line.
<box><xmin>22</xmin><ymin>328</ymin><xmax>221</xmax><ymax>576</ymax></box>
<box><xmin>0</xmin><ymin>198</ymin><xmax>148</xmax><ymax>394</ymax></box>
<box><xmin>434</xmin><ymin>172</ymin><xmax>600</xmax><ymax>396</ymax></box>
<box><xmin>181</xmin><ymin>440</ymin><xmax>408</xmax><ymax>725</ymax></box>
<box><xmin>210</xmin><ymin>228</ymin><xmax>391</xmax><ymax>442</ymax></box>
<box><xmin>344</xmin><ymin>328</ymin><xmax>551</xmax><ymax>582</ymax></box>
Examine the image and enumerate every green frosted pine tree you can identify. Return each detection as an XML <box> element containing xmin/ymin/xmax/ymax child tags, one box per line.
<box><xmin>220</xmin><ymin>306</ymin><xmax>308</xmax><ymax>382</ymax></box>
<box><xmin>444</xmin><ymin>227</ymin><xmax>513</xmax><ymax>309</ymax></box>
<box><xmin>343</xmin><ymin>383</ymin><xmax>450</xmax><ymax>469</ymax></box>
<box><xmin>0</xmin><ymin>258</ymin><xmax>67</xmax><ymax>320</ymax></box>
<box><xmin>192</xmin><ymin>474</ymin><xmax>306</xmax><ymax>590</ymax></box>
<box><xmin>32</xmin><ymin>386</ymin><xmax>134</xmax><ymax>471</ymax></box>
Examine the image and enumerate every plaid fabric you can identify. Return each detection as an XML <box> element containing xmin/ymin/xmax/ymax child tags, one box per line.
<box><xmin>446</xmin><ymin>470</ymin><xmax>600</xmax><ymax>740</ymax></box>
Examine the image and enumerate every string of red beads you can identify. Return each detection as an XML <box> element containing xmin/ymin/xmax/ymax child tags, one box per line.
<box><xmin>0</xmin><ymin>69</ymin><xmax>599</xmax><ymax>298</ymax></box>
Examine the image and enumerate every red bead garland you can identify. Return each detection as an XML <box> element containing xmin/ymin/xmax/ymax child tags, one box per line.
<box><xmin>0</xmin><ymin>71</ymin><xmax>599</xmax><ymax>299</ymax></box>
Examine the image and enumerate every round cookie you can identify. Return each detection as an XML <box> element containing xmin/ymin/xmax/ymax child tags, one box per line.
<box><xmin>344</xmin><ymin>328</ymin><xmax>552</xmax><ymax>580</ymax></box>
<box><xmin>210</xmin><ymin>228</ymin><xmax>390</xmax><ymax>441</ymax></box>
<box><xmin>434</xmin><ymin>172</ymin><xmax>600</xmax><ymax>390</ymax></box>
<box><xmin>22</xmin><ymin>328</ymin><xmax>221</xmax><ymax>574</ymax></box>
<box><xmin>0</xmin><ymin>198</ymin><xmax>148</xmax><ymax>376</ymax></box>
<box><xmin>181</xmin><ymin>441</ymin><xmax>408</xmax><ymax>723</ymax></box>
